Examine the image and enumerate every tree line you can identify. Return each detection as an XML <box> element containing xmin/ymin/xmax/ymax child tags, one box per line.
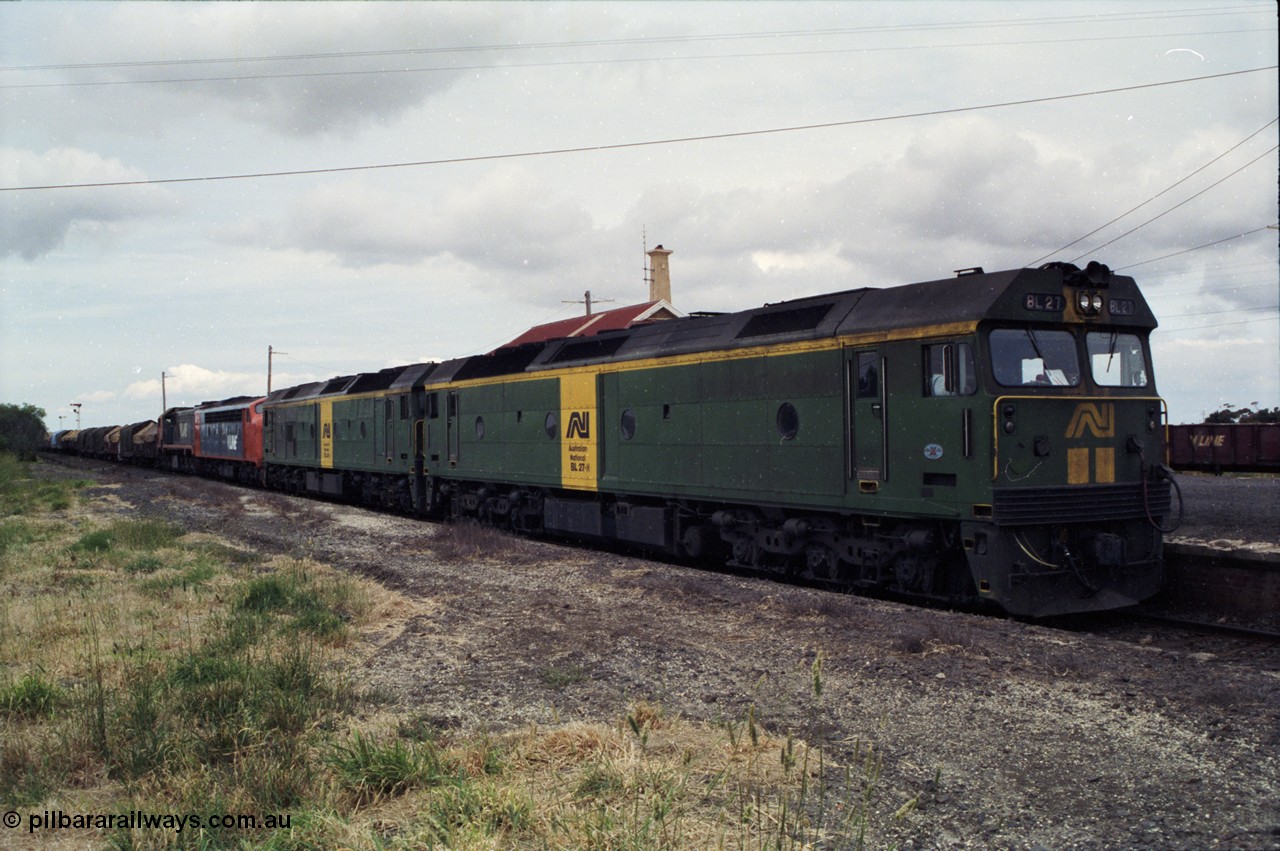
<box><xmin>0</xmin><ymin>403</ymin><xmax>48</xmax><ymax>459</ymax></box>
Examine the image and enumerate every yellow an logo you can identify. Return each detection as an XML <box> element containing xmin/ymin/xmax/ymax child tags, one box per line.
<box><xmin>1066</xmin><ymin>402</ymin><xmax>1114</xmax><ymax>439</ymax></box>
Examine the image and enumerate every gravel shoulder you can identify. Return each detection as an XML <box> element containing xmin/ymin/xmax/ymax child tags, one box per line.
<box><xmin>1167</xmin><ymin>473</ymin><xmax>1280</xmax><ymax>551</ymax></box>
<box><xmin>37</xmin><ymin>458</ymin><xmax>1280</xmax><ymax>850</ymax></box>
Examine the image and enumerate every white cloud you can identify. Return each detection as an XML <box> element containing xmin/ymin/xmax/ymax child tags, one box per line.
<box><xmin>124</xmin><ymin>364</ymin><xmax>266</xmax><ymax>406</ymax></box>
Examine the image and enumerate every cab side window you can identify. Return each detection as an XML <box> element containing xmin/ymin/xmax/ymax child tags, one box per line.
<box><xmin>924</xmin><ymin>343</ymin><xmax>976</xmax><ymax>396</ymax></box>
<box><xmin>856</xmin><ymin>352</ymin><xmax>878</xmax><ymax>398</ymax></box>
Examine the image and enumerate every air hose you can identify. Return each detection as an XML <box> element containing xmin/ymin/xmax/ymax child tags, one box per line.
<box><xmin>1135</xmin><ymin>444</ymin><xmax>1184</xmax><ymax>534</ymax></box>
<box><xmin>1061</xmin><ymin>545</ymin><xmax>1100</xmax><ymax>596</ymax></box>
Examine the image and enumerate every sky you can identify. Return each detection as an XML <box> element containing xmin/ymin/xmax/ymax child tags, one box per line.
<box><xmin>2</xmin><ymin>1</ymin><xmax>1276</xmax><ymax>432</ymax></box>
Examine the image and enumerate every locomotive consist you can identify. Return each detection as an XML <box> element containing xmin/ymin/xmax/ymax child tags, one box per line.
<box><xmin>56</xmin><ymin>261</ymin><xmax>1175</xmax><ymax>617</ymax></box>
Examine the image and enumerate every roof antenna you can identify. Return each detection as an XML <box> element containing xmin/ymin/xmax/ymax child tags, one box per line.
<box><xmin>642</xmin><ymin>226</ymin><xmax>649</xmax><ymax>292</ymax></box>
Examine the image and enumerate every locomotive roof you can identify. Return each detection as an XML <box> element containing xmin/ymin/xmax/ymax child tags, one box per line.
<box><xmin>263</xmin><ymin>263</ymin><xmax>1156</xmax><ymax>401</ymax></box>
<box><xmin>515</xmin><ymin>262</ymin><xmax>1155</xmax><ymax>372</ymax></box>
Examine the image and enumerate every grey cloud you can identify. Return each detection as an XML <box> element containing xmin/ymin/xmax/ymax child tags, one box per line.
<box><xmin>252</xmin><ymin>167</ymin><xmax>596</xmax><ymax>273</ymax></box>
<box><xmin>60</xmin><ymin>4</ymin><xmax>538</xmax><ymax>139</ymax></box>
<box><xmin>0</xmin><ymin>147</ymin><xmax>174</xmax><ymax>260</ymax></box>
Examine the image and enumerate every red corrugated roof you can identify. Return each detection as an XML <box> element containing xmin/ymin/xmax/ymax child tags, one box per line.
<box><xmin>498</xmin><ymin>301</ymin><xmax>681</xmax><ymax>350</ymax></box>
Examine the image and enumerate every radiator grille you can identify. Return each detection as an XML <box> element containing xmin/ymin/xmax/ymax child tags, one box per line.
<box><xmin>991</xmin><ymin>481</ymin><xmax>1172</xmax><ymax>525</ymax></box>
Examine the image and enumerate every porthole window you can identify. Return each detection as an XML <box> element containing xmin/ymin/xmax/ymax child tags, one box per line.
<box><xmin>776</xmin><ymin>402</ymin><xmax>800</xmax><ymax>441</ymax></box>
<box><xmin>620</xmin><ymin>408</ymin><xmax>636</xmax><ymax>440</ymax></box>
<box><xmin>475</xmin><ymin>416</ymin><xmax>485</xmax><ymax>439</ymax></box>
<box><xmin>544</xmin><ymin>412</ymin><xmax>558</xmax><ymax>439</ymax></box>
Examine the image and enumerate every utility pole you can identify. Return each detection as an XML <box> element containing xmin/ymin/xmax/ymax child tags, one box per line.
<box><xmin>268</xmin><ymin>346</ymin><xmax>287</xmax><ymax>394</ymax></box>
<box><xmin>563</xmin><ymin>290</ymin><xmax>613</xmax><ymax>317</ymax></box>
<box><xmin>161</xmin><ymin>371</ymin><xmax>167</xmax><ymax>414</ymax></box>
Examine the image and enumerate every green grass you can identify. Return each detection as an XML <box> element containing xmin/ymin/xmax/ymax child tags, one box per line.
<box><xmin>539</xmin><ymin>662</ymin><xmax>588</xmax><ymax>690</ymax></box>
<box><xmin>71</xmin><ymin>519</ymin><xmax>184</xmax><ymax>556</ymax></box>
<box><xmin>0</xmin><ymin>453</ymin><xmax>86</xmax><ymax>515</ymax></box>
<box><xmin>327</xmin><ymin>730</ymin><xmax>453</xmax><ymax>804</ymax></box>
<box><xmin>0</xmin><ymin>518</ymin><xmax>39</xmax><ymax>555</ymax></box>
<box><xmin>0</xmin><ymin>672</ymin><xmax>67</xmax><ymax>718</ymax></box>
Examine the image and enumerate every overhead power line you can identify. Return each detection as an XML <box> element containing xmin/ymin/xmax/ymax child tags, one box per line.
<box><xmin>1117</xmin><ymin>224</ymin><xmax>1280</xmax><ymax>270</ymax></box>
<box><xmin>1157</xmin><ymin>313</ymin><xmax>1279</xmax><ymax>333</ymax></box>
<box><xmin>2</xmin><ymin>65</ymin><xmax>1273</xmax><ymax>193</ymax></box>
<box><xmin>1159</xmin><ymin>303</ymin><xmax>1278</xmax><ymax>320</ymax></box>
<box><xmin>1031</xmin><ymin>117</ymin><xmax>1279</xmax><ymax>266</ymax></box>
<box><xmin>3</xmin><ymin>5</ymin><xmax>1270</xmax><ymax>73</ymax></box>
<box><xmin>1</xmin><ymin>28</ymin><xmax>1268</xmax><ymax>91</ymax></box>
<box><xmin>1066</xmin><ymin>143</ymin><xmax>1278</xmax><ymax>262</ymax></box>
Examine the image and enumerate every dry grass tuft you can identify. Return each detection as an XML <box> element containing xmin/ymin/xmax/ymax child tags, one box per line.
<box><xmin>430</xmin><ymin>520</ymin><xmax>546</xmax><ymax>565</ymax></box>
<box><xmin>895</xmin><ymin>619</ymin><xmax>989</xmax><ymax>658</ymax></box>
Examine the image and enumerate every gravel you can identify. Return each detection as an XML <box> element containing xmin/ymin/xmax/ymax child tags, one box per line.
<box><xmin>37</xmin><ymin>457</ymin><xmax>1280</xmax><ymax>850</ymax></box>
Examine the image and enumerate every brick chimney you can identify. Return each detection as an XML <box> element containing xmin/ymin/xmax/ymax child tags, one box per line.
<box><xmin>647</xmin><ymin>245</ymin><xmax>672</xmax><ymax>304</ymax></box>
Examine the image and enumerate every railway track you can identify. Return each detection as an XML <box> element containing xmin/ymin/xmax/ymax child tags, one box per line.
<box><xmin>1129</xmin><ymin>609</ymin><xmax>1280</xmax><ymax>643</ymax></box>
<box><xmin>1052</xmin><ymin>607</ymin><xmax>1280</xmax><ymax>674</ymax></box>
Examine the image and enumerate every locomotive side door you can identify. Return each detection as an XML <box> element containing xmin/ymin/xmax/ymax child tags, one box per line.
<box><xmin>384</xmin><ymin>397</ymin><xmax>396</xmax><ymax>465</ymax></box>
<box><xmin>446</xmin><ymin>391</ymin><xmax>460</xmax><ymax>466</ymax></box>
<box><xmin>849</xmin><ymin>349</ymin><xmax>886</xmax><ymax>485</ymax></box>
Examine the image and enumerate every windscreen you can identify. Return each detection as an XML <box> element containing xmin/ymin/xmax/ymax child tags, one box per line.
<box><xmin>1087</xmin><ymin>331</ymin><xmax>1149</xmax><ymax>387</ymax></box>
<box><xmin>989</xmin><ymin>328</ymin><xmax>1081</xmax><ymax>387</ymax></box>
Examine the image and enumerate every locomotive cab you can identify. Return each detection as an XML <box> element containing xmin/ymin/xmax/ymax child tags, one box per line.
<box><xmin>962</xmin><ymin>263</ymin><xmax>1171</xmax><ymax>616</ymax></box>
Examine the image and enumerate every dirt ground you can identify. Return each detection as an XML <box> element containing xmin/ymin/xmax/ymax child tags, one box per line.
<box><xmin>36</xmin><ymin>458</ymin><xmax>1280</xmax><ymax>850</ymax></box>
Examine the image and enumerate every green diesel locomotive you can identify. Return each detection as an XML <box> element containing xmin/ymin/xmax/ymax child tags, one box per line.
<box><xmin>261</xmin><ymin>262</ymin><xmax>1172</xmax><ymax>617</ymax></box>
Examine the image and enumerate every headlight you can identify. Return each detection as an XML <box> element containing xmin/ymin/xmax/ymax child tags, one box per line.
<box><xmin>1076</xmin><ymin>290</ymin><xmax>1103</xmax><ymax>316</ymax></box>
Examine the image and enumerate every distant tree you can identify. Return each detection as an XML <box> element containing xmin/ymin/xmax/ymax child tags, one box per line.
<box><xmin>0</xmin><ymin>403</ymin><xmax>48</xmax><ymax>460</ymax></box>
<box><xmin>1203</xmin><ymin>405</ymin><xmax>1280</xmax><ymax>424</ymax></box>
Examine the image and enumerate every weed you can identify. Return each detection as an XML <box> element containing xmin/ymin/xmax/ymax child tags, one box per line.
<box><xmin>0</xmin><ymin>455</ymin><xmax>85</xmax><ymax>515</ymax></box>
<box><xmin>0</xmin><ymin>733</ymin><xmax>61</xmax><ymax>806</ymax></box>
<box><xmin>236</xmin><ymin>564</ymin><xmax>359</xmax><ymax>640</ymax></box>
<box><xmin>0</xmin><ymin>519</ymin><xmax>38</xmax><ymax>555</ymax></box>
<box><xmin>72</xmin><ymin>529</ymin><xmax>115</xmax><ymax>554</ymax></box>
<box><xmin>575</xmin><ymin>761</ymin><xmax>626</xmax><ymax>800</ymax></box>
<box><xmin>123</xmin><ymin>554</ymin><xmax>164</xmax><ymax>574</ymax></box>
<box><xmin>0</xmin><ymin>672</ymin><xmax>66</xmax><ymax>718</ymax></box>
<box><xmin>895</xmin><ymin>620</ymin><xmax>986</xmax><ymax>656</ymax></box>
<box><xmin>327</xmin><ymin>730</ymin><xmax>451</xmax><ymax>804</ymax></box>
<box><xmin>539</xmin><ymin>662</ymin><xmax>587</xmax><ymax>690</ymax></box>
<box><xmin>432</xmin><ymin>520</ymin><xmax>542</xmax><ymax>563</ymax></box>
<box><xmin>398</xmin><ymin>713</ymin><xmax>444</xmax><ymax>743</ymax></box>
<box><xmin>420</xmin><ymin>781</ymin><xmax>535</xmax><ymax>842</ymax></box>
<box><xmin>110</xmin><ymin>519</ymin><xmax>184</xmax><ymax>550</ymax></box>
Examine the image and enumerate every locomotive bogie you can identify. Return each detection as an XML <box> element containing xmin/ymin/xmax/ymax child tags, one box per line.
<box><xmin>963</xmin><ymin>519</ymin><xmax>1163</xmax><ymax>617</ymax></box>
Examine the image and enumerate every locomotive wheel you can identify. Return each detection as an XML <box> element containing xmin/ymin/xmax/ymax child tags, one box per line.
<box><xmin>804</xmin><ymin>543</ymin><xmax>836</xmax><ymax>581</ymax></box>
<box><xmin>730</xmin><ymin>537</ymin><xmax>757</xmax><ymax>567</ymax></box>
